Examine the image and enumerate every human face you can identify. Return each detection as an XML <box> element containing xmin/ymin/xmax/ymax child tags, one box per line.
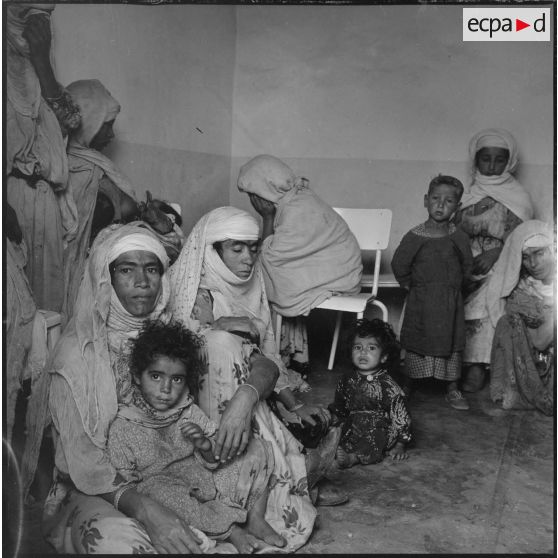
<box><xmin>135</xmin><ymin>356</ymin><xmax>188</xmax><ymax>411</ymax></box>
<box><xmin>475</xmin><ymin>147</ymin><xmax>509</xmax><ymax>177</ymax></box>
<box><xmin>218</xmin><ymin>239</ymin><xmax>259</xmax><ymax>279</ymax></box>
<box><xmin>90</xmin><ymin>120</ymin><xmax>115</xmax><ymax>151</ymax></box>
<box><xmin>522</xmin><ymin>246</ymin><xmax>554</xmax><ymax>284</ymax></box>
<box><xmin>424</xmin><ymin>184</ymin><xmax>461</xmax><ymax>223</ymax></box>
<box><xmin>351</xmin><ymin>335</ymin><xmax>387</xmax><ymax>373</ymax></box>
<box><xmin>111</xmin><ymin>250</ymin><xmax>162</xmax><ymax>316</ymax></box>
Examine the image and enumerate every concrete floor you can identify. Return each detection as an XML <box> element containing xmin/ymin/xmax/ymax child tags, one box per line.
<box><xmin>298</xmin><ymin>347</ymin><xmax>555</xmax><ymax>554</ymax></box>
<box><xmin>13</xmin><ymin>325</ymin><xmax>555</xmax><ymax>556</ymax></box>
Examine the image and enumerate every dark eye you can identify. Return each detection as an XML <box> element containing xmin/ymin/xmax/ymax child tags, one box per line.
<box><xmin>146</xmin><ymin>266</ymin><xmax>159</xmax><ymax>274</ymax></box>
<box><xmin>172</xmin><ymin>377</ymin><xmax>185</xmax><ymax>384</ymax></box>
<box><xmin>353</xmin><ymin>344</ymin><xmax>363</xmax><ymax>351</ymax></box>
<box><xmin>118</xmin><ymin>267</ymin><xmax>131</xmax><ymax>274</ymax></box>
<box><xmin>150</xmin><ymin>373</ymin><xmax>160</xmax><ymax>380</ymax></box>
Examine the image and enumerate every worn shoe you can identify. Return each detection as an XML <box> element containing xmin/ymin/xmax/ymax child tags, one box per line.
<box><xmin>446</xmin><ymin>389</ymin><xmax>469</xmax><ymax>410</ymax></box>
<box><xmin>315</xmin><ymin>481</ymin><xmax>349</xmax><ymax>507</ymax></box>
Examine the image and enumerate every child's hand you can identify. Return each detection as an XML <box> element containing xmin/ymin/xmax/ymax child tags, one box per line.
<box><xmin>181</xmin><ymin>422</ymin><xmax>212</xmax><ymax>452</ymax></box>
<box><xmin>387</xmin><ymin>442</ymin><xmax>408</xmax><ymax>461</ymax></box>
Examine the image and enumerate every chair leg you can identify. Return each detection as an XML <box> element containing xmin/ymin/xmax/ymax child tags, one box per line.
<box><xmin>327</xmin><ymin>311</ymin><xmax>343</xmax><ymax>370</ymax></box>
<box><xmin>370</xmin><ymin>300</ymin><xmax>388</xmax><ymax>323</ymax></box>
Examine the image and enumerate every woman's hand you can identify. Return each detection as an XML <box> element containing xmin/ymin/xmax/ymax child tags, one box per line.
<box><xmin>294</xmin><ymin>404</ymin><xmax>331</xmax><ymax>427</ymax></box>
<box><xmin>180</xmin><ymin>422</ymin><xmax>212</xmax><ymax>452</ymax></box>
<box><xmin>213</xmin><ymin>386</ymin><xmax>257</xmax><ymax>462</ymax></box>
<box><xmin>249</xmin><ymin>194</ymin><xmax>276</xmax><ymax>218</ymax></box>
<box><xmin>472</xmin><ymin>247</ymin><xmax>502</xmax><ymax>275</ymax></box>
<box><xmin>213</xmin><ymin>316</ymin><xmax>260</xmax><ymax>343</ymax></box>
<box><xmin>136</xmin><ymin>495</ymin><xmax>202</xmax><ymax>554</ymax></box>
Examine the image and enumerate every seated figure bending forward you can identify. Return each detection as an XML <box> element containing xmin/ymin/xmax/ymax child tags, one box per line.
<box><xmin>169</xmin><ymin>206</ymin><xmax>317</xmax><ymax>551</ymax></box>
<box><xmin>237</xmin><ymin>154</ymin><xmax>362</xmax><ymax>377</ymax></box>
<box><xmin>487</xmin><ymin>220</ymin><xmax>554</xmax><ymax>415</ymax></box>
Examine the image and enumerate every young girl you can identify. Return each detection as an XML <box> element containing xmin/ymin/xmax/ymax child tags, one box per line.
<box><xmin>329</xmin><ymin>319</ymin><xmax>411</xmax><ymax>468</ymax></box>
<box><xmin>107</xmin><ymin>319</ymin><xmax>286</xmax><ymax>554</ymax></box>
<box><xmin>391</xmin><ymin>175</ymin><xmax>473</xmax><ymax>410</ymax></box>
<box><xmin>454</xmin><ymin>129</ymin><xmax>534</xmax><ymax>393</ymax></box>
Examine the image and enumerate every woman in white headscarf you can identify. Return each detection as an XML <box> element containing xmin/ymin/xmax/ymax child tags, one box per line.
<box><xmin>237</xmin><ymin>155</ymin><xmax>362</xmax><ymax>379</ymax></box>
<box><xmin>455</xmin><ymin>129</ymin><xmax>535</xmax><ymax>392</ymax></box>
<box><xmin>22</xmin><ymin>223</ymin><xmax>211</xmax><ymax>554</ymax></box>
<box><xmin>170</xmin><ymin>206</ymin><xmax>326</xmax><ymax>552</ymax></box>
<box><xmin>487</xmin><ymin>221</ymin><xmax>554</xmax><ymax>415</ymax></box>
<box><xmin>6</xmin><ymin>5</ymin><xmax>80</xmax><ymax>311</ymax></box>
<box><xmin>62</xmin><ymin>79</ymin><xmax>139</xmax><ymax>323</ymax></box>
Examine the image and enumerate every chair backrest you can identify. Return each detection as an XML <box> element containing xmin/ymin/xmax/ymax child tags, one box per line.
<box><xmin>333</xmin><ymin>208</ymin><xmax>392</xmax><ymax>250</ymax></box>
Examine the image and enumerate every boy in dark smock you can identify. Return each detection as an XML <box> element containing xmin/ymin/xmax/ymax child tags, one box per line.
<box><xmin>391</xmin><ymin>175</ymin><xmax>473</xmax><ymax>410</ymax></box>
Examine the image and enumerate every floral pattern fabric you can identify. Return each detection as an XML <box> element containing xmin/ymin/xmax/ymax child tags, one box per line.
<box><xmin>490</xmin><ymin>280</ymin><xmax>554</xmax><ymax>415</ymax></box>
<box><xmin>196</xmin><ymin>329</ymin><xmax>317</xmax><ymax>552</ymax></box>
<box><xmin>107</xmin><ymin>387</ymin><xmax>272</xmax><ymax>538</ymax></box>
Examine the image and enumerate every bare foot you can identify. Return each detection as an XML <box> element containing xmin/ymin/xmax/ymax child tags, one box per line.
<box><xmin>335</xmin><ymin>447</ymin><xmax>359</xmax><ymax>469</ymax></box>
<box><xmin>227</xmin><ymin>525</ymin><xmax>266</xmax><ymax>554</ymax></box>
<box><xmin>245</xmin><ymin>488</ymin><xmax>286</xmax><ymax>548</ymax></box>
<box><xmin>245</xmin><ymin>513</ymin><xmax>286</xmax><ymax>548</ymax></box>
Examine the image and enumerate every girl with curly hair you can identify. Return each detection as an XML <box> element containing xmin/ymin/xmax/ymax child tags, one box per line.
<box><xmin>107</xmin><ymin>319</ymin><xmax>285</xmax><ymax>553</ymax></box>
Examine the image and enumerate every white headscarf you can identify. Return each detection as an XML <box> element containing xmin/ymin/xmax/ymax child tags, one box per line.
<box><xmin>460</xmin><ymin>128</ymin><xmax>534</xmax><ymax>222</ymax></box>
<box><xmin>487</xmin><ymin>220</ymin><xmax>554</xmax><ymax>326</ymax></box>
<box><xmin>237</xmin><ymin>154</ymin><xmax>309</xmax><ymax>205</ymax></box>
<box><xmin>169</xmin><ymin>206</ymin><xmax>262</xmax><ymax>331</ymax></box>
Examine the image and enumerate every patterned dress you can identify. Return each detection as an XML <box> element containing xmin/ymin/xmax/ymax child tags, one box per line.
<box><xmin>107</xmin><ymin>387</ymin><xmax>273</xmax><ymax>538</ymax></box>
<box><xmin>490</xmin><ymin>277</ymin><xmax>554</xmax><ymax>415</ymax></box>
<box><xmin>329</xmin><ymin>369</ymin><xmax>411</xmax><ymax>464</ymax></box>
<box><xmin>455</xmin><ymin>198</ymin><xmax>522</xmax><ymax>364</ymax></box>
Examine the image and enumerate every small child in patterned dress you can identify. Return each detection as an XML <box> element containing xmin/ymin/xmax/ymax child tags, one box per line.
<box><xmin>391</xmin><ymin>175</ymin><xmax>473</xmax><ymax>410</ymax></box>
<box><xmin>329</xmin><ymin>319</ymin><xmax>411</xmax><ymax>468</ymax></box>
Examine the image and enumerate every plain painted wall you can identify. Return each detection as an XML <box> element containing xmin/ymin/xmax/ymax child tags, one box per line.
<box><xmin>229</xmin><ymin>5</ymin><xmax>554</xmax><ymax>257</ymax></box>
<box><xmin>51</xmin><ymin>4</ymin><xmax>237</xmax><ymax>232</ymax></box>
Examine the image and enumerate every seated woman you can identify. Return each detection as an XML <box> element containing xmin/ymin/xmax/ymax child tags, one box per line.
<box><xmin>108</xmin><ymin>319</ymin><xmax>282</xmax><ymax>553</ymax></box>
<box><xmin>237</xmin><ymin>154</ymin><xmax>362</xmax><ymax>378</ymax></box>
<box><xmin>62</xmin><ymin>79</ymin><xmax>139</xmax><ymax>322</ymax></box>
<box><xmin>22</xmin><ymin>222</ymin><xmax>280</xmax><ymax>553</ymax></box>
<box><xmin>170</xmin><ymin>206</ymin><xmax>330</xmax><ymax>550</ymax></box>
<box><xmin>487</xmin><ymin>220</ymin><xmax>554</xmax><ymax>415</ymax></box>
<box><xmin>454</xmin><ymin>129</ymin><xmax>534</xmax><ymax>392</ymax></box>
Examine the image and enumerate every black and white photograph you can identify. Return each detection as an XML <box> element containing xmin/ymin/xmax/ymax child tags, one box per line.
<box><xmin>4</xmin><ymin>1</ymin><xmax>555</xmax><ymax>555</ymax></box>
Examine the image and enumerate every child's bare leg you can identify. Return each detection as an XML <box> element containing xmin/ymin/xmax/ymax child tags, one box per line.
<box><xmin>227</xmin><ymin>524</ymin><xmax>265</xmax><ymax>554</ymax></box>
<box><xmin>245</xmin><ymin>488</ymin><xmax>286</xmax><ymax>548</ymax></box>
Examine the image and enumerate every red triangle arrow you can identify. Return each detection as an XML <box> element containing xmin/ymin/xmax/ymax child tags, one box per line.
<box><xmin>516</xmin><ymin>19</ymin><xmax>530</xmax><ymax>31</ymax></box>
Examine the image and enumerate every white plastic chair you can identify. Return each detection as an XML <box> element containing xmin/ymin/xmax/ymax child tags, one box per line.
<box><xmin>275</xmin><ymin>208</ymin><xmax>393</xmax><ymax>370</ymax></box>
